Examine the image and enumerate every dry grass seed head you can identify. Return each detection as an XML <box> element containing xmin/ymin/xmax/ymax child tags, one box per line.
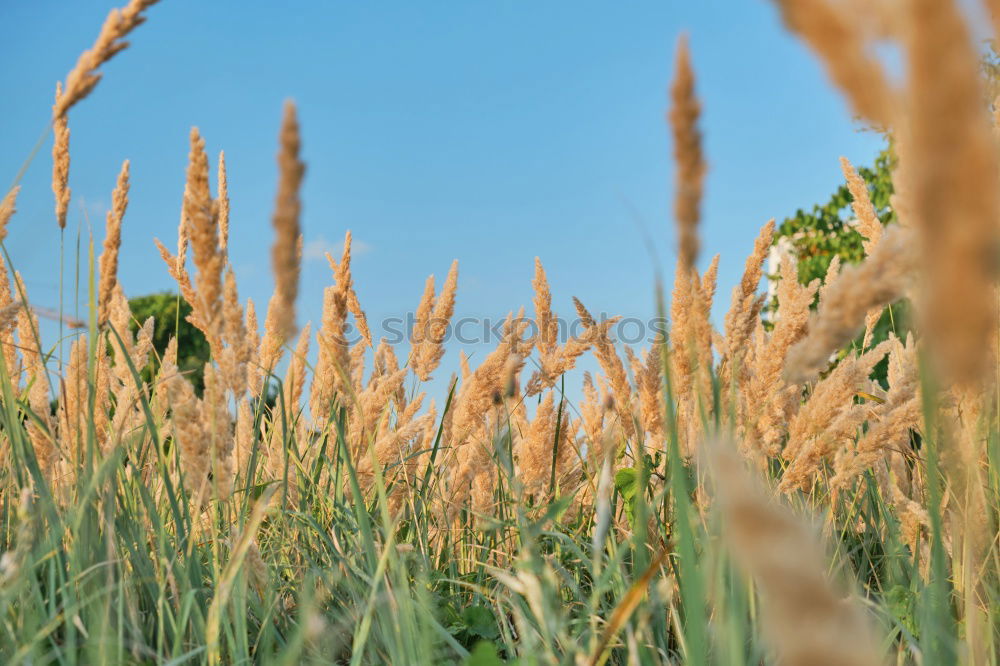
<box><xmin>414</xmin><ymin>259</ymin><xmax>458</xmax><ymax>382</ymax></box>
<box><xmin>669</xmin><ymin>35</ymin><xmax>705</xmax><ymax>274</ymax></box>
<box><xmin>182</xmin><ymin>128</ymin><xmax>225</xmax><ymax>345</ymax></box>
<box><xmin>708</xmin><ymin>442</ymin><xmax>883</xmax><ymax>666</ymax></box>
<box><xmin>52</xmin><ymin>87</ymin><xmax>71</xmax><ymax>230</ymax></box>
<box><xmin>0</xmin><ymin>187</ymin><xmax>20</xmax><ymax>242</ymax></box>
<box><xmin>98</xmin><ymin>160</ymin><xmax>130</xmax><ymax>324</ymax></box>
<box><xmin>270</xmin><ymin>101</ymin><xmax>306</xmax><ymax>343</ymax></box>
<box><xmin>721</xmin><ymin>219</ymin><xmax>776</xmax><ymax>375</ymax></box>
<box><xmin>217</xmin><ymin>151</ymin><xmax>229</xmax><ymax>252</ymax></box>
<box><xmin>784</xmin><ymin>226</ymin><xmax>914</xmax><ymax>385</ymax></box>
<box><xmin>904</xmin><ymin>0</ymin><xmax>1000</xmax><ymax>386</ymax></box>
<box><xmin>53</xmin><ymin>0</ymin><xmax>160</xmax><ymax>118</ymax></box>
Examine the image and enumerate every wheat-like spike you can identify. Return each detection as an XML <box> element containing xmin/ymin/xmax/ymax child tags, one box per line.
<box><xmin>309</xmin><ymin>286</ymin><xmax>347</xmax><ymax>425</ymax></box>
<box><xmin>784</xmin><ymin>226</ymin><xmax>915</xmax><ymax>385</ymax></box>
<box><xmin>693</xmin><ymin>255</ymin><xmax>720</xmax><ymax>392</ymax></box>
<box><xmin>817</xmin><ymin>255</ymin><xmax>841</xmax><ymax>305</ymax></box>
<box><xmin>98</xmin><ymin>160</ymin><xmax>130</xmax><ymax>324</ymax></box>
<box><xmin>708</xmin><ymin>442</ymin><xmax>883</xmax><ymax>666</ymax></box>
<box><xmin>220</xmin><ymin>268</ymin><xmax>248</xmax><ymax>395</ymax></box>
<box><xmin>448</xmin><ymin>313</ymin><xmax>532</xmax><ymax>515</ymax></box>
<box><xmin>52</xmin><ymin>84</ymin><xmax>71</xmax><ymax>230</ymax></box>
<box><xmin>0</xmin><ymin>301</ymin><xmax>24</xmax><ymax>333</ymax></box>
<box><xmin>58</xmin><ymin>336</ymin><xmax>89</xmax><ymax>466</ymax></box>
<box><xmin>0</xmin><ymin>187</ymin><xmax>20</xmax><ymax>242</ymax></box>
<box><xmin>579</xmin><ymin>372</ymin><xmax>606</xmax><ymax>453</ymax></box>
<box><xmin>904</xmin><ymin>0</ymin><xmax>1000</xmax><ymax>386</ymax></box>
<box><xmin>515</xmin><ymin>391</ymin><xmax>557</xmax><ymax>495</ymax></box>
<box><xmin>217</xmin><ymin>151</ymin><xmax>230</xmax><ymax>252</ymax></box>
<box><xmin>634</xmin><ymin>345</ymin><xmax>663</xmax><ymax>440</ymax></box>
<box><xmin>532</xmin><ymin>257</ymin><xmax>557</xmax><ymax>359</ymax></box>
<box><xmin>270</xmin><ymin>101</ymin><xmax>305</xmax><ymax>343</ymax></box>
<box><xmin>153</xmin><ymin>238</ymin><xmax>197</xmax><ymax>309</ymax></box>
<box><xmin>233</xmin><ymin>398</ymin><xmax>254</xmax><ymax>479</ymax></box>
<box><xmin>743</xmin><ymin>255</ymin><xmax>818</xmax><ymax>458</ymax></box>
<box><xmin>16</xmin><ymin>299</ymin><xmax>55</xmax><ymax>477</ymax></box>
<box><xmin>167</xmin><ymin>367</ymin><xmax>210</xmax><ymax>505</ymax></box>
<box><xmin>12</xmin><ymin>278</ymin><xmax>60</xmax><ymax>470</ymax></box>
<box><xmin>410</xmin><ymin>274</ymin><xmax>436</xmax><ymax>379</ymax></box>
<box><xmin>108</xmin><ymin>286</ymin><xmax>154</xmax><ymax>438</ymax></box>
<box><xmin>780</xmin><ymin>341</ymin><xmax>891</xmax><ymax>492</ymax></box>
<box><xmin>336</xmin><ymin>232</ymin><xmax>372</xmax><ymax>347</ymax></box>
<box><xmin>373</xmin><ymin>338</ymin><xmax>406</xmax><ymax>411</ymax></box>
<box><xmin>575</xmin><ymin>298</ymin><xmax>633</xmax><ymax>441</ymax></box>
<box><xmin>309</xmin><ymin>233</ymin><xmax>370</xmax><ymax>424</ymax></box>
<box><xmin>53</xmin><ymin>0</ymin><xmax>160</xmax><ymax>118</ymax></box>
<box><xmin>282</xmin><ymin>322</ymin><xmax>311</xmax><ymax>415</ymax></box>
<box><xmin>181</xmin><ymin>128</ymin><xmax>224</xmax><ymax>348</ymax></box>
<box><xmin>352</xmin><ymin>366</ymin><xmax>408</xmax><ymax>452</ymax></box>
<box><xmin>107</xmin><ymin>283</ymin><xmax>136</xmax><ymax>382</ymax></box>
<box><xmin>839</xmin><ymin>157</ymin><xmax>882</xmax><ymax>253</ymax></box>
<box><xmin>255</xmin><ymin>291</ymin><xmax>287</xmax><ymax>399</ymax></box>
<box><xmin>669</xmin><ymin>260</ymin><xmax>694</xmax><ymax>404</ymax></box>
<box><xmin>243</xmin><ymin>298</ymin><xmax>261</xmax><ymax>396</ymax></box>
<box><xmin>669</xmin><ymin>255</ymin><xmax>716</xmax><ymax>453</ymax></box>
<box><xmin>0</xmin><ymin>255</ymin><xmax>20</xmax><ymax>382</ymax></box>
<box><xmin>414</xmin><ymin>259</ymin><xmax>458</xmax><ymax>381</ymax></box>
<box><xmin>202</xmin><ymin>363</ymin><xmax>235</xmax><ymax>501</ymax></box>
<box><xmin>720</xmin><ymin>219</ymin><xmax>774</xmax><ymax>385</ymax></box>
<box><xmin>831</xmin><ymin>333</ymin><xmax>920</xmax><ymax>490</ymax></box>
<box><xmin>840</xmin><ymin>157</ymin><xmax>887</xmax><ymax>348</ymax></box>
<box><xmin>669</xmin><ymin>36</ymin><xmax>705</xmax><ymax>274</ymax></box>
<box><xmin>572</xmin><ymin>296</ymin><xmax>596</xmax><ymax>329</ymax></box>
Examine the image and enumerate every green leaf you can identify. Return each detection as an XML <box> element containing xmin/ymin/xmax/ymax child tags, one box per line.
<box><xmin>465</xmin><ymin>641</ymin><xmax>504</xmax><ymax>666</ymax></box>
<box><xmin>614</xmin><ymin>467</ymin><xmax>639</xmax><ymax>526</ymax></box>
<box><xmin>461</xmin><ymin>606</ymin><xmax>500</xmax><ymax>641</ymax></box>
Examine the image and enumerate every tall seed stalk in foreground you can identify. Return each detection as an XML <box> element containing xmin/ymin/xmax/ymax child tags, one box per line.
<box><xmin>269</xmin><ymin>101</ymin><xmax>305</xmax><ymax>344</ymax></box>
<box><xmin>668</xmin><ymin>35</ymin><xmax>705</xmax><ymax>277</ymax></box>
<box><xmin>707</xmin><ymin>442</ymin><xmax>882</xmax><ymax>666</ymax></box>
<box><xmin>903</xmin><ymin>1</ymin><xmax>1000</xmax><ymax>659</ymax></box>
<box><xmin>661</xmin><ymin>34</ymin><xmax>710</xmax><ymax>664</ymax></box>
<box><xmin>904</xmin><ymin>0</ymin><xmax>1000</xmax><ymax>387</ymax></box>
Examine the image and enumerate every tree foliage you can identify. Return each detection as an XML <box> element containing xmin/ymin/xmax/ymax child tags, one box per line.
<box><xmin>772</xmin><ymin>146</ymin><xmax>909</xmax><ymax>384</ymax></box>
<box><xmin>775</xmin><ymin>146</ymin><xmax>896</xmax><ymax>286</ymax></box>
<box><xmin>127</xmin><ymin>292</ymin><xmax>211</xmax><ymax>393</ymax></box>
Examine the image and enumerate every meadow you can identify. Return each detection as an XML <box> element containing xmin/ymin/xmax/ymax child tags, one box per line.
<box><xmin>1</xmin><ymin>0</ymin><xmax>999</xmax><ymax>664</ymax></box>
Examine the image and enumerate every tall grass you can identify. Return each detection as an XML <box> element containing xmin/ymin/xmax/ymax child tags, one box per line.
<box><xmin>2</xmin><ymin>0</ymin><xmax>1000</xmax><ymax>664</ymax></box>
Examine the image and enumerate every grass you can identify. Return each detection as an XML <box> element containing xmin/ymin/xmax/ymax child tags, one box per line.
<box><xmin>3</xmin><ymin>0</ymin><xmax>1000</xmax><ymax>664</ymax></box>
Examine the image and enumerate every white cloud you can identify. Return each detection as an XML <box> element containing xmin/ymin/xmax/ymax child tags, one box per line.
<box><xmin>302</xmin><ymin>235</ymin><xmax>373</xmax><ymax>262</ymax></box>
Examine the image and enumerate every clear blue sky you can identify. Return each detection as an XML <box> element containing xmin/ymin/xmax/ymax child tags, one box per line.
<box><xmin>1</xmin><ymin>0</ymin><xmax>885</xmax><ymax>393</ymax></box>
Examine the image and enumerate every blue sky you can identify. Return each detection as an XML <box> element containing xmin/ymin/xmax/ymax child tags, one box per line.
<box><xmin>1</xmin><ymin>0</ymin><xmax>885</xmax><ymax>395</ymax></box>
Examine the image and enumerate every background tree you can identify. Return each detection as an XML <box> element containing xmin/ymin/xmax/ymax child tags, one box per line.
<box><xmin>774</xmin><ymin>146</ymin><xmax>896</xmax><ymax>285</ymax></box>
<box><xmin>770</xmin><ymin>146</ymin><xmax>909</xmax><ymax>383</ymax></box>
<box><xmin>127</xmin><ymin>292</ymin><xmax>211</xmax><ymax>394</ymax></box>
<box><xmin>127</xmin><ymin>292</ymin><xmax>281</xmax><ymax>411</ymax></box>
